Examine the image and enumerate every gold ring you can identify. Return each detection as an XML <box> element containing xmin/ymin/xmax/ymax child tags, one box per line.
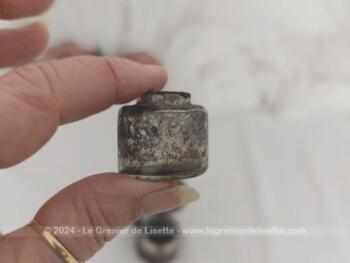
<box><xmin>30</xmin><ymin>220</ymin><xmax>84</xmax><ymax>263</ymax></box>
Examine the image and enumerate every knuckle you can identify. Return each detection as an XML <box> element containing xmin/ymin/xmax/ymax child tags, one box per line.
<box><xmin>7</xmin><ymin>64</ymin><xmax>59</xmax><ymax>116</ymax></box>
<box><xmin>79</xmin><ymin>192</ymin><xmax>111</xmax><ymax>247</ymax></box>
<box><xmin>77</xmin><ymin>189</ymin><xmax>141</xmax><ymax>243</ymax></box>
<box><xmin>70</xmin><ymin>192</ymin><xmax>106</xmax><ymax>249</ymax></box>
<box><xmin>13</xmin><ymin>64</ymin><xmax>47</xmax><ymax>87</ymax></box>
<box><xmin>13</xmin><ymin>63</ymin><xmax>58</xmax><ymax>92</ymax></box>
<box><xmin>80</xmin><ymin>192</ymin><xmax>110</xmax><ymax>226</ymax></box>
<box><xmin>104</xmin><ymin>57</ymin><xmax>123</xmax><ymax>82</ymax></box>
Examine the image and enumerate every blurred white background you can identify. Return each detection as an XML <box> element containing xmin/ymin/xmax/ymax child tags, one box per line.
<box><xmin>1</xmin><ymin>0</ymin><xmax>350</xmax><ymax>262</ymax></box>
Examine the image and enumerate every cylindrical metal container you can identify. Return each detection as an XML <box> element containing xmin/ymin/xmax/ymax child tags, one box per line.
<box><xmin>118</xmin><ymin>91</ymin><xmax>208</xmax><ymax>180</ymax></box>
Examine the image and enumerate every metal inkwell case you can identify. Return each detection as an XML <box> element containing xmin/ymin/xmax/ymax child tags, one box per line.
<box><xmin>118</xmin><ymin>91</ymin><xmax>208</xmax><ymax>180</ymax></box>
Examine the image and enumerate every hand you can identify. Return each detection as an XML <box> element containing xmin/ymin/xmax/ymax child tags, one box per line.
<box><xmin>0</xmin><ymin>1</ymin><xmax>200</xmax><ymax>262</ymax></box>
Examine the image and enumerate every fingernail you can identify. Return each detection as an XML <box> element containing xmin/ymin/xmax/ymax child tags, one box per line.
<box><xmin>140</xmin><ymin>185</ymin><xmax>200</xmax><ymax>216</ymax></box>
<box><xmin>170</xmin><ymin>185</ymin><xmax>200</xmax><ymax>206</ymax></box>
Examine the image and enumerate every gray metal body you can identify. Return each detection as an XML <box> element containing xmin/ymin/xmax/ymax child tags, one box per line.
<box><xmin>118</xmin><ymin>92</ymin><xmax>208</xmax><ymax>180</ymax></box>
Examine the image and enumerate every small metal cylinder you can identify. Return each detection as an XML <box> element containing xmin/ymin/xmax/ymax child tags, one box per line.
<box><xmin>118</xmin><ymin>92</ymin><xmax>208</xmax><ymax>180</ymax></box>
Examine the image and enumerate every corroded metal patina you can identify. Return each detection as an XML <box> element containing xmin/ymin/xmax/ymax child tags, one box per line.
<box><xmin>118</xmin><ymin>92</ymin><xmax>208</xmax><ymax>180</ymax></box>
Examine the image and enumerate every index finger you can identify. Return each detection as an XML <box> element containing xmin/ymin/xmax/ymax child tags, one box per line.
<box><xmin>0</xmin><ymin>0</ymin><xmax>53</xmax><ymax>19</ymax></box>
<box><xmin>0</xmin><ymin>56</ymin><xmax>167</xmax><ymax>168</ymax></box>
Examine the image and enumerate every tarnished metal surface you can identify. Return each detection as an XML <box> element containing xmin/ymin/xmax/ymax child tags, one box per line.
<box><xmin>118</xmin><ymin>92</ymin><xmax>208</xmax><ymax>180</ymax></box>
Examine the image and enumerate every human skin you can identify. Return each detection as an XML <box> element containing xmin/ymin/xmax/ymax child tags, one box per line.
<box><xmin>0</xmin><ymin>1</ymin><xmax>199</xmax><ymax>262</ymax></box>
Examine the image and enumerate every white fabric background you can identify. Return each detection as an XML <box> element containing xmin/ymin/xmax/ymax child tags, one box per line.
<box><xmin>1</xmin><ymin>0</ymin><xmax>350</xmax><ymax>262</ymax></box>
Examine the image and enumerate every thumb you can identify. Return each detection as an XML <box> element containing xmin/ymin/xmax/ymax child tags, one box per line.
<box><xmin>0</xmin><ymin>173</ymin><xmax>199</xmax><ymax>262</ymax></box>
